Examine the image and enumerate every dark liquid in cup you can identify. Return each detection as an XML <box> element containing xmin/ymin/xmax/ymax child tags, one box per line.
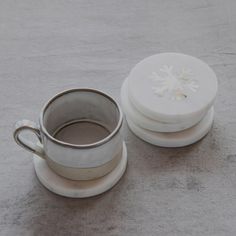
<box><xmin>54</xmin><ymin>121</ymin><xmax>110</xmax><ymax>145</ymax></box>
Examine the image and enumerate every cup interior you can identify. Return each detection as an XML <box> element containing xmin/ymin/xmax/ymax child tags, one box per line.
<box><xmin>41</xmin><ymin>89</ymin><xmax>121</xmax><ymax>145</ymax></box>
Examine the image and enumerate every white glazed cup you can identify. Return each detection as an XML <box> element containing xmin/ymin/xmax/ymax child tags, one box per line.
<box><xmin>13</xmin><ymin>89</ymin><xmax>123</xmax><ymax>181</ymax></box>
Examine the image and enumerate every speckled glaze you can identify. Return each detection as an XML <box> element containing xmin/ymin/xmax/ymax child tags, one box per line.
<box><xmin>13</xmin><ymin>89</ymin><xmax>124</xmax><ymax>180</ymax></box>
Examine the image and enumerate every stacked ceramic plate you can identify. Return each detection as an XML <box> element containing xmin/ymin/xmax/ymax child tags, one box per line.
<box><xmin>121</xmin><ymin>53</ymin><xmax>218</xmax><ymax>147</ymax></box>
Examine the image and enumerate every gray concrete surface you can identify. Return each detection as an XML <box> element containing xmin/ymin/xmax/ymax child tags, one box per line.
<box><xmin>1</xmin><ymin>0</ymin><xmax>236</xmax><ymax>235</ymax></box>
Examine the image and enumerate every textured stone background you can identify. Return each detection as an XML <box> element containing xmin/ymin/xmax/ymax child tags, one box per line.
<box><xmin>1</xmin><ymin>0</ymin><xmax>236</xmax><ymax>235</ymax></box>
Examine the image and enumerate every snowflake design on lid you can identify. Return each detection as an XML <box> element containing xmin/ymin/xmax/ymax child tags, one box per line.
<box><xmin>150</xmin><ymin>65</ymin><xmax>199</xmax><ymax>101</ymax></box>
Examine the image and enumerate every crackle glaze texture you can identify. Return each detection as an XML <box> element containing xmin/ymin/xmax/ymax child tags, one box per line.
<box><xmin>1</xmin><ymin>0</ymin><xmax>236</xmax><ymax>235</ymax></box>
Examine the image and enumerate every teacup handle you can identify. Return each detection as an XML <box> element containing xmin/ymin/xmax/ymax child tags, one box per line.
<box><xmin>13</xmin><ymin>120</ymin><xmax>45</xmax><ymax>159</ymax></box>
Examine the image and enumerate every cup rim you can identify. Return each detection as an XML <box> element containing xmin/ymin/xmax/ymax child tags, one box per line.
<box><xmin>39</xmin><ymin>88</ymin><xmax>123</xmax><ymax>149</ymax></box>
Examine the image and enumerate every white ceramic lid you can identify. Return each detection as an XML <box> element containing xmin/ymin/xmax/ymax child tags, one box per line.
<box><xmin>128</xmin><ymin>53</ymin><xmax>218</xmax><ymax>123</ymax></box>
<box><xmin>121</xmin><ymin>78</ymin><xmax>208</xmax><ymax>132</ymax></box>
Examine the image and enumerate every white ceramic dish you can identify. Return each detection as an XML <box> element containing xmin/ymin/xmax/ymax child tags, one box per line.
<box><xmin>127</xmin><ymin>53</ymin><xmax>218</xmax><ymax>123</ymax></box>
<box><xmin>126</xmin><ymin>107</ymin><xmax>214</xmax><ymax>147</ymax></box>
<box><xmin>121</xmin><ymin>78</ymin><xmax>207</xmax><ymax>132</ymax></box>
<box><xmin>34</xmin><ymin>142</ymin><xmax>127</xmax><ymax>198</ymax></box>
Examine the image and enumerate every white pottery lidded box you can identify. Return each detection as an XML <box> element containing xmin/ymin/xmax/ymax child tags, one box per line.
<box><xmin>121</xmin><ymin>53</ymin><xmax>218</xmax><ymax>147</ymax></box>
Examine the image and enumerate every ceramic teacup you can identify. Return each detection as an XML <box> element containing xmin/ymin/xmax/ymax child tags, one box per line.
<box><xmin>13</xmin><ymin>89</ymin><xmax>123</xmax><ymax>180</ymax></box>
